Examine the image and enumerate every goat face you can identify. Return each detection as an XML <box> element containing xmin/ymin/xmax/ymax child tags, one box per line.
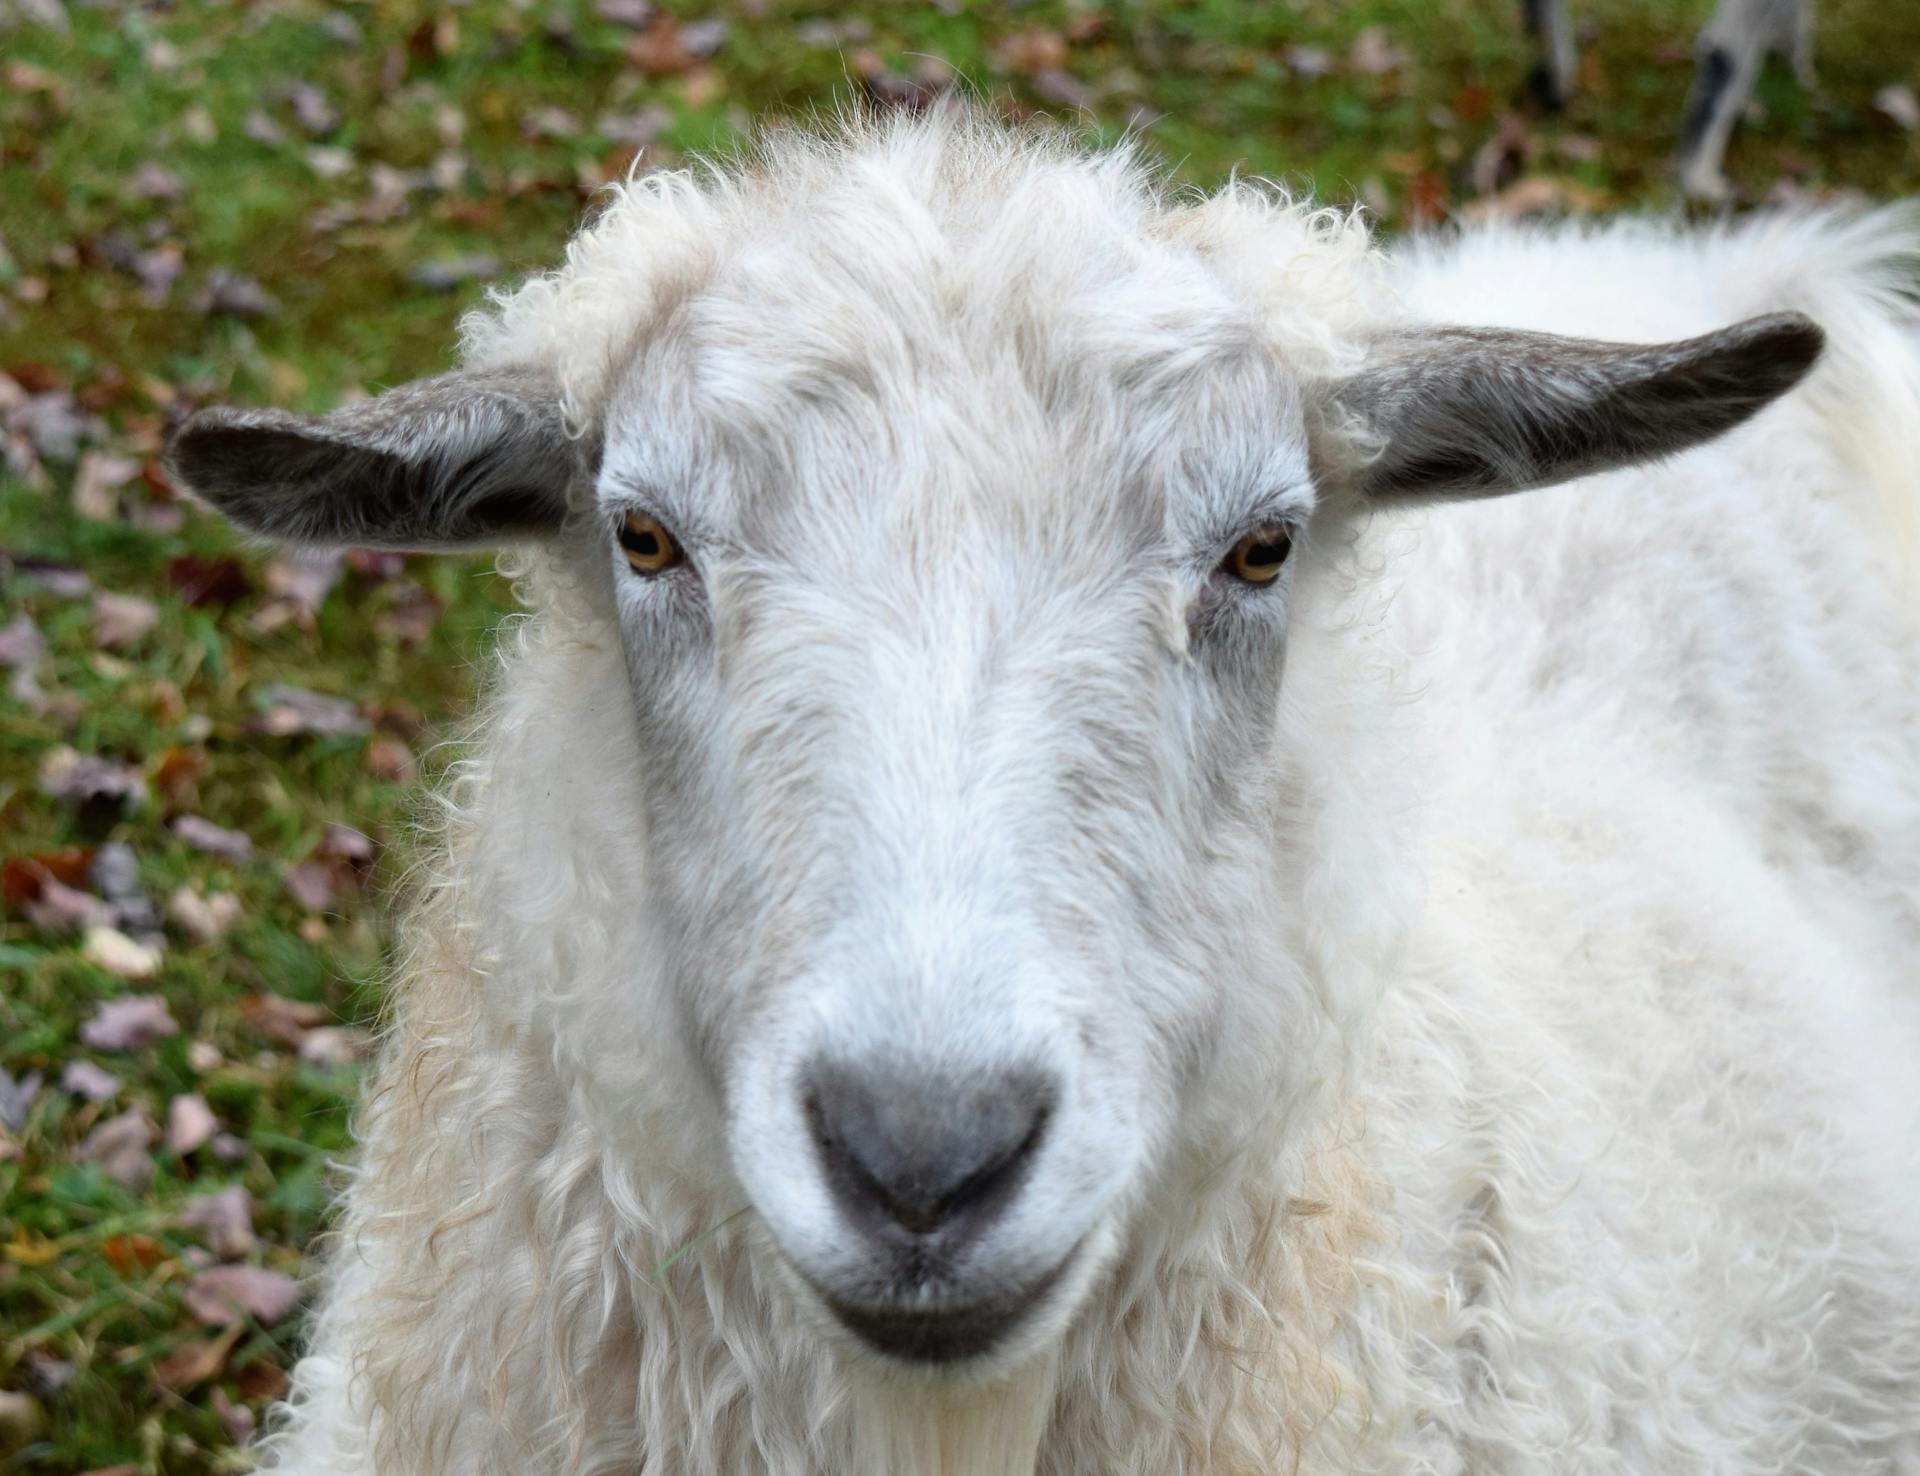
<box><xmin>595</xmin><ymin>263</ymin><xmax>1323</xmax><ymax>1367</ymax></box>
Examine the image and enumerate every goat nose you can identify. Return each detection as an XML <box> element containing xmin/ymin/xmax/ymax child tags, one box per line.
<box><xmin>804</xmin><ymin>1064</ymin><xmax>1054</xmax><ymax>1238</ymax></box>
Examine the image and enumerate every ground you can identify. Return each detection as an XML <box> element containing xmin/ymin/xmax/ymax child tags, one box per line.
<box><xmin>0</xmin><ymin>0</ymin><xmax>1915</xmax><ymax>1468</ymax></box>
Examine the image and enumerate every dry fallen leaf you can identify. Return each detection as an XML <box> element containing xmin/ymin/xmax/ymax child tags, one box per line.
<box><xmin>0</xmin><ymin>613</ymin><xmax>48</xmax><ymax>669</ymax></box>
<box><xmin>994</xmin><ymin>27</ymin><xmax>1068</xmax><ymax>73</ymax></box>
<box><xmin>23</xmin><ymin>877</ymin><xmax>114</xmax><ymax>935</ymax></box>
<box><xmin>80</xmin><ymin>993</ymin><xmax>179</xmax><ymax>1050</ymax></box>
<box><xmin>240</xmin><ymin>992</ymin><xmax>329</xmax><ymax>1048</ymax></box>
<box><xmin>166</xmin><ymin>553</ymin><xmax>253</xmax><ymax>607</ymax></box>
<box><xmin>171</xmin><ymin>814</ymin><xmax>254</xmax><ymax>863</ymax></box>
<box><xmin>364</xmin><ymin>734</ymin><xmax>418</xmax><ymax>783</ymax></box>
<box><xmin>76</xmin><ymin>1108</ymin><xmax>156</xmax><ymax>1190</ymax></box>
<box><xmin>167</xmin><ymin>1092</ymin><xmax>218</xmax><ymax>1154</ymax></box>
<box><xmin>101</xmin><ymin>1233</ymin><xmax>165</xmax><ymax>1275</ymax></box>
<box><xmin>91</xmin><ymin>591</ymin><xmax>159</xmax><ymax>648</ymax></box>
<box><xmin>89</xmin><ymin>842</ymin><xmax>164</xmax><ymax>943</ymax></box>
<box><xmin>70</xmin><ymin>450</ymin><xmax>139</xmax><ymax>519</ymax></box>
<box><xmin>0</xmin><ymin>1069</ymin><xmax>42</xmax><ymax>1132</ymax></box>
<box><xmin>1876</xmin><ymin>83</ymin><xmax>1920</xmax><ymax>133</ymax></box>
<box><xmin>284</xmin><ymin>861</ymin><xmax>341</xmax><ymax>912</ymax></box>
<box><xmin>298</xmin><ymin>1025</ymin><xmax>372</xmax><ymax>1069</ymax></box>
<box><xmin>252</xmin><ymin>683</ymin><xmax>369</xmax><ymax>737</ymax></box>
<box><xmin>1348</xmin><ymin>25</ymin><xmax>1409</xmax><ymax>75</ymax></box>
<box><xmin>151</xmin><ymin>1324</ymin><xmax>243</xmax><ymax>1392</ymax></box>
<box><xmin>194</xmin><ymin>269</ymin><xmax>279</xmax><ymax>319</ymax></box>
<box><xmin>60</xmin><ymin>1059</ymin><xmax>122</xmax><ymax>1101</ymax></box>
<box><xmin>183</xmin><ymin>1265</ymin><xmax>303</xmax><ymax>1328</ymax></box>
<box><xmin>81</xmin><ymin>925</ymin><xmax>162</xmax><ymax>981</ymax></box>
<box><xmin>179</xmin><ymin>1184</ymin><xmax>257</xmax><ymax>1258</ymax></box>
<box><xmin>39</xmin><ymin>747</ymin><xmax>148</xmax><ymax>813</ymax></box>
<box><xmin>167</xmin><ymin>885</ymin><xmax>244</xmax><ymax>945</ymax></box>
<box><xmin>259</xmin><ymin>549</ymin><xmax>343</xmax><ymax>619</ymax></box>
<box><xmin>211</xmin><ymin>1384</ymin><xmax>256</xmax><ymax>1446</ymax></box>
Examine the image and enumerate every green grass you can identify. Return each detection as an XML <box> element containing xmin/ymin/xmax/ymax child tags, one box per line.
<box><xmin>1</xmin><ymin>0</ymin><xmax>1915</xmax><ymax>1467</ymax></box>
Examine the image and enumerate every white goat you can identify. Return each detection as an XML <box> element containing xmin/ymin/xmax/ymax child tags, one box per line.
<box><xmin>168</xmin><ymin>116</ymin><xmax>1920</xmax><ymax>1475</ymax></box>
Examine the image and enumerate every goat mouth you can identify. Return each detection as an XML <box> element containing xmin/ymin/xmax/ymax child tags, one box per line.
<box><xmin>822</xmin><ymin>1249</ymin><xmax>1079</xmax><ymax>1365</ymax></box>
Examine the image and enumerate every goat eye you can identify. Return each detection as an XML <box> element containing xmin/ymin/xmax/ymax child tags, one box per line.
<box><xmin>1224</xmin><ymin>525</ymin><xmax>1293</xmax><ymax>585</ymax></box>
<box><xmin>618</xmin><ymin>511</ymin><xmax>682</xmax><ymax>575</ymax></box>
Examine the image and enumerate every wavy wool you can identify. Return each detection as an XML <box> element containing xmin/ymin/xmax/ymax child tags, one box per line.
<box><xmin>260</xmin><ymin>118</ymin><xmax>1920</xmax><ymax>1474</ymax></box>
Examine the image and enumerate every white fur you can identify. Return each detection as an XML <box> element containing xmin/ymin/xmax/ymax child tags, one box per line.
<box><xmin>257</xmin><ymin>119</ymin><xmax>1920</xmax><ymax>1474</ymax></box>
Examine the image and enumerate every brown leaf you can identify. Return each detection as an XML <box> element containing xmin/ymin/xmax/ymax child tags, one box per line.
<box><xmin>345</xmin><ymin>546</ymin><xmax>407</xmax><ymax>581</ymax></box>
<box><xmin>167</xmin><ymin>1092</ymin><xmax>218</xmax><ymax>1154</ymax></box>
<box><xmin>627</xmin><ymin>15</ymin><xmax>697</xmax><ymax>76</ymax></box>
<box><xmin>231</xmin><ymin>1360</ymin><xmax>290</xmax><ymax>1402</ymax></box>
<box><xmin>183</xmin><ymin>1265</ymin><xmax>303</xmax><ymax>1328</ymax></box>
<box><xmin>80</xmin><ymin>994</ymin><xmax>179</xmax><ymax>1050</ymax></box>
<box><xmin>2</xmin><ymin>847</ymin><xmax>91</xmax><ymax>901</ymax></box>
<box><xmin>153</xmin><ymin>746</ymin><xmax>206</xmax><ymax>807</ymax></box>
<box><xmin>240</xmin><ymin>992</ymin><xmax>328</xmax><ymax>1048</ymax></box>
<box><xmin>179</xmin><ymin>1184</ymin><xmax>256</xmax><ymax>1258</ymax></box>
<box><xmin>166</xmin><ymin>553</ymin><xmax>252</xmax><ymax>607</ymax></box>
<box><xmin>91</xmin><ymin>591</ymin><xmax>159</xmax><ymax>649</ymax></box>
<box><xmin>171</xmin><ymin>814</ymin><xmax>254</xmax><ymax>863</ymax></box>
<box><xmin>76</xmin><ymin>1108</ymin><xmax>156</xmax><ymax>1190</ymax></box>
<box><xmin>151</xmin><ymin>1324</ymin><xmax>243</xmax><ymax>1392</ymax></box>
<box><xmin>101</xmin><ymin>1232</ymin><xmax>166</xmax><ymax>1275</ymax></box>
<box><xmin>364</xmin><ymin>735</ymin><xmax>417</xmax><ymax>783</ymax></box>
<box><xmin>994</xmin><ymin>28</ymin><xmax>1068</xmax><ymax>73</ymax></box>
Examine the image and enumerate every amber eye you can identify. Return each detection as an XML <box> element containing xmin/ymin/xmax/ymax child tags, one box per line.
<box><xmin>618</xmin><ymin>511</ymin><xmax>682</xmax><ymax>575</ymax></box>
<box><xmin>1224</xmin><ymin>525</ymin><xmax>1293</xmax><ymax>585</ymax></box>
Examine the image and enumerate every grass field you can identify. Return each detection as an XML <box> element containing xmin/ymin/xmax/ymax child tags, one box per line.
<box><xmin>1</xmin><ymin>0</ymin><xmax>1915</xmax><ymax>1467</ymax></box>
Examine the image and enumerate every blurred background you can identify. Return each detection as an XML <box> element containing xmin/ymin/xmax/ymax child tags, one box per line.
<box><xmin>1</xmin><ymin>0</ymin><xmax>1916</xmax><ymax>1468</ymax></box>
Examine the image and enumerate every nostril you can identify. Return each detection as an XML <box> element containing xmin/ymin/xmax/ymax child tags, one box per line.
<box><xmin>804</xmin><ymin>1064</ymin><xmax>1054</xmax><ymax>1238</ymax></box>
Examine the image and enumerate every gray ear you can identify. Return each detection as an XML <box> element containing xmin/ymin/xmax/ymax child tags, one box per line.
<box><xmin>1318</xmin><ymin>311</ymin><xmax>1824</xmax><ymax>502</ymax></box>
<box><xmin>166</xmin><ymin>365</ymin><xmax>585</xmax><ymax>549</ymax></box>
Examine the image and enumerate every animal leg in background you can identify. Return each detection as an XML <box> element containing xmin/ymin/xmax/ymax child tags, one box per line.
<box><xmin>1523</xmin><ymin>0</ymin><xmax>1814</xmax><ymax>200</ymax></box>
<box><xmin>1675</xmin><ymin>0</ymin><xmax>1814</xmax><ymax>200</ymax></box>
<box><xmin>1522</xmin><ymin>0</ymin><xmax>1579</xmax><ymax>111</ymax></box>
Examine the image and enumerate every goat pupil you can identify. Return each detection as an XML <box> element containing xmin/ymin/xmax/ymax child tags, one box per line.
<box><xmin>625</xmin><ymin>529</ymin><xmax>659</xmax><ymax>557</ymax></box>
<box><xmin>1248</xmin><ymin>539</ymin><xmax>1286</xmax><ymax>566</ymax></box>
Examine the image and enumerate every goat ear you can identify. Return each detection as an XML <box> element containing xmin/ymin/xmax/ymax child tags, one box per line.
<box><xmin>1316</xmin><ymin>311</ymin><xmax>1823</xmax><ymax>503</ymax></box>
<box><xmin>165</xmin><ymin>365</ymin><xmax>584</xmax><ymax>550</ymax></box>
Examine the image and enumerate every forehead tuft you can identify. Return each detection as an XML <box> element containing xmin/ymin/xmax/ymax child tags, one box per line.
<box><xmin>460</xmin><ymin>114</ymin><xmax>1384</xmax><ymax>442</ymax></box>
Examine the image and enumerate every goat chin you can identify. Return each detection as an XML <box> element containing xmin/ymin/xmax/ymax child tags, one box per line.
<box><xmin>845</xmin><ymin>1356</ymin><xmax>1059</xmax><ymax>1476</ymax></box>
